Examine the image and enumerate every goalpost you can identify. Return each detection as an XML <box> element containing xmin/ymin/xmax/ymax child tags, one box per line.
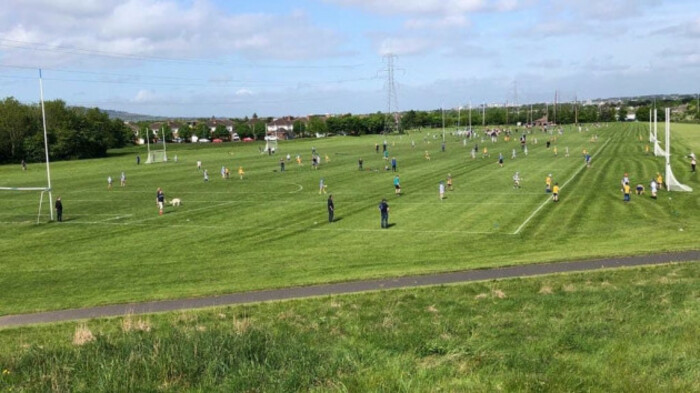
<box><xmin>663</xmin><ymin>108</ymin><xmax>692</xmax><ymax>192</ymax></box>
<box><xmin>0</xmin><ymin>187</ymin><xmax>53</xmax><ymax>224</ymax></box>
<box><xmin>652</xmin><ymin>109</ymin><xmax>667</xmax><ymax>158</ymax></box>
<box><xmin>262</xmin><ymin>135</ymin><xmax>278</xmax><ymax>154</ymax></box>
<box><xmin>2</xmin><ymin>69</ymin><xmax>55</xmax><ymax>223</ymax></box>
<box><xmin>145</xmin><ymin>127</ymin><xmax>168</xmax><ymax>164</ymax></box>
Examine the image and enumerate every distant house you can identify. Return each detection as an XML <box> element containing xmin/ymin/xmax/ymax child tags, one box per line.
<box><xmin>207</xmin><ymin>118</ymin><xmax>234</xmax><ymax>133</ymax></box>
<box><xmin>625</xmin><ymin>113</ymin><xmax>637</xmax><ymax>121</ymax></box>
<box><xmin>533</xmin><ymin>115</ymin><xmax>551</xmax><ymax>127</ymax></box>
<box><xmin>266</xmin><ymin>116</ymin><xmax>295</xmax><ymax>140</ymax></box>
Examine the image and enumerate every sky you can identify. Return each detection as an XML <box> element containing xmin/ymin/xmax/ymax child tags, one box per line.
<box><xmin>0</xmin><ymin>0</ymin><xmax>698</xmax><ymax>118</ymax></box>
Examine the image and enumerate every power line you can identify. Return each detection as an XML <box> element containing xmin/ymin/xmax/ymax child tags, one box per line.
<box><xmin>0</xmin><ymin>64</ymin><xmax>380</xmax><ymax>88</ymax></box>
<box><xmin>0</xmin><ymin>38</ymin><xmax>365</xmax><ymax>70</ymax></box>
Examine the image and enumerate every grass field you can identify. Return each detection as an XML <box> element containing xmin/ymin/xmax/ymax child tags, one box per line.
<box><xmin>0</xmin><ymin>122</ymin><xmax>698</xmax><ymax>315</ymax></box>
<box><xmin>1</xmin><ymin>262</ymin><xmax>698</xmax><ymax>391</ymax></box>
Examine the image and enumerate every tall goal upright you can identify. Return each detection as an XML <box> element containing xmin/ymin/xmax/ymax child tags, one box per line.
<box><xmin>0</xmin><ymin>69</ymin><xmax>55</xmax><ymax>223</ymax></box>
<box><xmin>145</xmin><ymin>126</ymin><xmax>168</xmax><ymax>164</ymax></box>
<box><xmin>663</xmin><ymin>108</ymin><xmax>692</xmax><ymax>192</ymax></box>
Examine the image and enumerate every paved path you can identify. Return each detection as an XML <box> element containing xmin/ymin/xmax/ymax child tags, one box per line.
<box><xmin>1</xmin><ymin>250</ymin><xmax>698</xmax><ymax>328</ymax></box>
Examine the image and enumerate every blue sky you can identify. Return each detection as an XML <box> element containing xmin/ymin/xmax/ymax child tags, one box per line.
<box><xmin>0</xmin><ymin>0</ymin><xmax>698</xmax><ymax>118</ymax></box>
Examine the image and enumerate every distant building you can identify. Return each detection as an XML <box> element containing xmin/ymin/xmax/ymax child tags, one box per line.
<box><xmin>266</xmin><ymin>116</ymin><xmax>296</xmax><ymax>140</ymax></box>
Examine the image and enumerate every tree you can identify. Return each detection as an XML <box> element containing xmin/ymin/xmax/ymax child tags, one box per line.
<box><xmin>213</xmin><ymin>125</ymin><xmax>229</xmax><ymax>140</ymax></box>
<box><xmin>196</xmin><ymin>123</ymin><xmax>209</xmax><ymax>139</ymax></box>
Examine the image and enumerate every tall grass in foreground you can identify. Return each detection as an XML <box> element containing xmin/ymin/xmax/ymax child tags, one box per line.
<box><xmin>1</xmin><ymin>262</ymin><xmax>698</xmax><ymax>392</ymax></box>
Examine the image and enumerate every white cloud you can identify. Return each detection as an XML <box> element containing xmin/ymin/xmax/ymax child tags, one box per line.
<box><xmin>376</xmin><ymin>37</ymin><xmax>433</xmax><ymax>56</ymax></box>
<box><xmin>0</xmin><ymin>0</ymin><xmax>345</xmax><ymax>67</ymax></box>
<box><xmin>133</xmin><ymin>89</ymin><xmax>157</xmax><ymax>103</ymax></box>
<box><xmin>326</xmin><ymin>0</ymin><xmax>523</xmax><ymax>15</ymax></box>
<box><xmin>235</xmin><ymin>88</ymin><xmax>254</xmax><ymax>96</ymax></box>
<box><xmin>405</xmin><ymin>15</ymin><xmax>470</xmax><ymax>30</ymax></box>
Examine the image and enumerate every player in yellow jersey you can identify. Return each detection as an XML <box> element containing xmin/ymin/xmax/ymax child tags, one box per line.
<box><xmin>656</xmin><ymin>172</ymin><xmax>664</xmax><ymax>190</ymax></box>
<box><xmin>545</xmin><ymin>174</ymin><xmax>552</xmax><ymax>193</ymax></box>
<box><xmin>552</xmin><ymin>183</ymin><xmax>559</xmax><ymax>202</ymax></box>
<box><xmin>238</xmin><ymin>166</ymin><xmax>245</xmax><ymax>180</ymax></box>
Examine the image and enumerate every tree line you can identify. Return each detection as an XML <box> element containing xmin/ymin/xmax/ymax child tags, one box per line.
<box><xmin>0</xmin><ymin>97</ymin><xmax>132</xmax><ymax>164</ymax></box>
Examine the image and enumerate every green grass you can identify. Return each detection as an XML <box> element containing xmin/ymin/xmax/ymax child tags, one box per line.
<box><xmin>0</xmin><ymin>123</ymin><xmax>698</xmax><ymax>315</ymax></box>
<box><xmin>0</xmin><ymin>262</ymin><xmax>698</xmax><ymax>392</ymax></box>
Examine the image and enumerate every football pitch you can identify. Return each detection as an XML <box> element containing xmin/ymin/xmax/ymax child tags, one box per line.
<box><xmin>0</xmin><ymin>122</ymin><xmax>698</xmax><ymax>315</ymax></box>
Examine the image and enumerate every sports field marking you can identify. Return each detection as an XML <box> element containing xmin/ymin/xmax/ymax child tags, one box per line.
<box><xmin>130</xmin><ymin>200</ymin><xmax>237</xmax><ymax>224</ymax></box>
<box><xmin>56</xmin><ymin>181</ymin><xmax>305</xmax><ymax>195</ymax></box>
<box><xmin>512</xmin><ymin>138</ymin><xmax>611</xmax><ymax>235</ymax></box>
<box><xmin>50</xmin><ymin>220</ymin><xmax>510</xmax><ymax>235</ymax></box>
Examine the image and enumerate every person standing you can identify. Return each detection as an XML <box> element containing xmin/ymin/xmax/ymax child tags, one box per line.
<box><xmin>203</xmin><ymin>169</ymin><xmax>209</xmax><ymax>182</ymax></box>
<box><xmin>107</xmin><ymin>176</ymin><xmax>113</xmax><ymax>190</ymax></box>
<box><xmin>55</xmin><ymin>197</ymin><xmax>63</xmax><ymax>222</ymax></box>
<box><xmin>238</xmin><ymin>166</ymin><xmax>245</xmax><ymax>180</ymax></box>
<box><xmin>498</xmin><ymin>152</ymin><xmax>504</xmax><ymax>167</ymax></box>
<box><xmin>327</xmin><ymin>194</ymin><xmax>334</xmax><ymax>223</ymax></box>
<box><xmin>375</xmin><ymin>143</ymin><xmax>379</xmax><ymax>153</ymax></box>
<box><xmin>21</xmin><ymin>159</ymin><xmax>27</xmax><ymax>171</ymax></box>
<box><xmin>623</xmin><ymin>182</ymin><xmax>631</xmax><ymax>202</ymax></box>
<box><xmin>280</xmin><ymin>158</ymin><xmax>285</xmax><ymax>172</ymax></box>
<box><xmin>447</xmin><ymin>174</ymin><xmax>453</xmax><ymax>191</ymax></box>
<box><xmin>513</xmin><ymin>171</ymin><xmax>521</xmax><ymax>188</ymax></box>
<box><xmin>391</xmin><ymin>157</ymin><xmax>397</xmax><ymax>172</ymax></box>
<box><xmin>156</xmin><ymin>188</ymin><xmax>165</xmax><ymax>215</ymax></box>
<box><xmin>358</xmin><ymin>158</ymin><xmax>363</xmax><ymax>171</ymax></box>
<box><xmin>545</xmin><ymin>174</ymin><xmax>552</xmax><ymax>193</ymax></box>
<box><xmin>650</xmin><ymin>179</ymin><xmax>658</xmax><ymax>199</ymax></box>
<box><xmin>136</xmin><ymin>155</ymin><xmax>140</xmax><ymax>165</ymax></box>
<box><xmin>197</xmin><ymin>160</ymin><xmax>202</xmax><ymax>171</ymax></box>
<box><xmin>439</xmin><ymin>181</ymin><xmax>445</xmax><ymax>200</ymax></box>
<box><xmin>691</xmin><ymin>157</ymin><xmax>696</xmax><ymax>173</ymax></box>
<box><xmin>379</xmin><ymin>199</ymin><xmax>389</xmax><ymax>228</ymax></box>
<box><xmin>552</xmin><ymin>182</ymin><xmax>560</xmax><ymax>202</ymax></box>
<box><xmin>120</xmin><ymin>172</ymin><xmax>126</xmax><ymax>187</ymax></box>
<box><xmin>319</xmin><ymin>178</ymin><xmax>327</xmax><ymax>194</ymax></box>
<box><xmin>393</xmin><ymin>175</ymin><xmax>401</xmax><ymax>195</ymax></box>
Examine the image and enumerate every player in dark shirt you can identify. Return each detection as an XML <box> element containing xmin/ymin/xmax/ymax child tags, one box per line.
<box><xmin>327</xmin><ymin>195</ymin><xmax>334</xmax><ymax>223</ymax></box>
<box><xmin>379</xmin><ymin>199</ymin><xmax>389</xmax><ymax>228</ymax></box>
<box><xmin>55</xmin><ymin>197</ymin><xmax>63</xmax><ymax>222</ymax></box>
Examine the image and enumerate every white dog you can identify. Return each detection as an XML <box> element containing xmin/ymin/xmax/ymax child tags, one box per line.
<box><xmin>169</xmin><ymin>198</ymin><xmax>182</xmax><ymax>207</ymax></box>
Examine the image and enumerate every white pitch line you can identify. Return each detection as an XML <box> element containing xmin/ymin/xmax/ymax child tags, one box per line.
<box><xmin>130</xmin><ymin>200</ymin><xmax>237</xmax><ymax>224</ymax></box>
<box><xmin>43</xmin><ymin>220</ymin><xmax>512</xmax><ymax>235</ymax></box>
<box><xmin>512</xmin><ymin>138</ymin><xmax>611</xmax><ymax>235</ymax></box>
<box><xmin>100</xmin><ymin>214</ymin><xmax>133</xmax><ymax>222</ymax></box>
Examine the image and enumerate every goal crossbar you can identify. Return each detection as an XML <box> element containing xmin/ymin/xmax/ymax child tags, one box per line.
<box><xmin>0</xmin><ymin>186</ymin><xmax>53</xmax><ymax>223</ymax></box>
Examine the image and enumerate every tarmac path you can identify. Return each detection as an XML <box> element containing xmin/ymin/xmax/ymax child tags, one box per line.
<box><xmin>1</xmin><ymin>250</ymin><xmax>698</xmax><ymax>328</ymax></box>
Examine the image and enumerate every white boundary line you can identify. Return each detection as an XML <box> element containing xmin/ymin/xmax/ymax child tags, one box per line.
<box><xmin>512</xmin><ymin>138</ymin><xmax>611</xmax><ymax>235</ymax></box>
<box><xmin>47</xmin><ymin>220</ymin><xmax>510</xmax><ymax>235</ymax></box>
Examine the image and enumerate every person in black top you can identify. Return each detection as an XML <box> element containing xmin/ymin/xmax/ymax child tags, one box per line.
<box><xmin>328</xmin><ymin>194</ymin><xmax>334</xmax><ymax>223</ymax></box>
<box><xmin>358</xmin><ymin>158</ymin><xmax>363</xmax><ymax>170</ymax></box>
<box><xmin>55</xmin><ymin>197</ymin><xmax>63</xmax><ymax>222</ymax></box>
<box><xmin>379</xmin><ymin>199</ymin><xmax>389</xmax><ymax>228</ymax></box>
<box><xmin>157</xmin><ymin>188</ymin><xmax>165</xmax><ymax>215</ymax></box>
<box><xmin>280</xmin><ymin>158</ymin><xmax>285</xmax><ymax>172</ymax></box>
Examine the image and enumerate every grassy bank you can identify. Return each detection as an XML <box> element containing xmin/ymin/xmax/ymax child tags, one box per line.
<box><xmin>1</xmin><ymin>262</ymin><xmax>698</xmax><ymax>391</ymax></box>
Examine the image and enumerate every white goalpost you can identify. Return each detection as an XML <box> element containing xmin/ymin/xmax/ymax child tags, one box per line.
<box><xmin>0</xmin><ymin>187</ymin><xmax>53</xmax><ymax>224</ymax></box>
<box><xmin>663</xmin><ymin>108</ymin><xmax>693</xmax><ymax>192</ymax></box>
<box><xmin>262</xmin><ymin>135</ymin><xmax>278</xmax><ymax>154</ymax></box>
<box><xmin>652</xmin><ymin>109</ymin><xmax>667</xmax><ymax>157</ymax></box>
<box><xmin>145</xmin><ymin>127</ymin><xmax>168</xmax><ymax>164</ymax></box>
<box><xmin>2</xmin><ymin>70</ymin><xmax>55</xmax><ymax>223</ymax></box>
